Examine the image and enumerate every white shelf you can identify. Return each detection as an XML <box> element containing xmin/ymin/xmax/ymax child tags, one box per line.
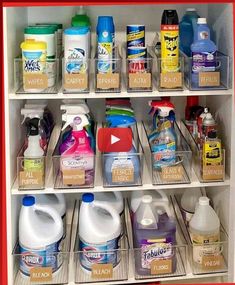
<box><xmin>8</xmin><ymin>87</ymin><xmax>233</xmax><ymax>100</ymax></box>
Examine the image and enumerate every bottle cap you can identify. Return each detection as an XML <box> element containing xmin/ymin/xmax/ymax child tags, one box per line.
<box><xmin>198</xmin><ymin>18</ymin><xmax>207</xmax><ymax>24</ymax></box>
<box><xmin>186</xmin><ymin>8</ymin><xmax>196</xmax><ymax>12</ymax></box>
<box><xmin>64</xmin><ymin>27</ymin><xmax>89</xmax><ymax>35</ymax></box>
<box><xmin>142</xmin><ymin>195</ymin><xmax>153</xmax><ymax>204</ymax></box>
<box><xmin>23</xmin><ymin>196</ymin><xmax>35</xmax><ymax>206</ymax></box>
<box><xmin>21</xmin><ymin>39</ymin><xmax>47</xmax><ymax>51</ymax></box>
<box><xmin>82</xmin><ymin>193</ymin><xmax>94</xmax><ymax>203</ymax></box>
<box><xmin>25</xmin><ymin>25</ymin><xmax>55</xmax><ymax>35</ymax></box>
<box><xmin>208</xmin><ymin>130</ymin><xmax>217</xmax><ymax>139</ymax></box>
<box><xmin>199</xmin><ymin>196</ymin><xmax>210</xmax><ymax>206</ymax></box>
<box><xmin>97</xmin><ymin>16</ymin><xmax>114</xmax><ymax>34</ymax></box>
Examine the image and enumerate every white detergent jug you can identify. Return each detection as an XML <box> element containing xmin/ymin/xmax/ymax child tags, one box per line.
<box><xmin>79</xmin><ymin>193</ymin><xmax>121</xmax><ymax>272</ymax></box>
<box><xmin>189</xmin><ymin>197</ymin><xmax>220</xmax><ymax>266</ymax></box>
<box><xmin>131</xmin><ymin>189</ymin><xmax>169</xmax><ymax>213</ymax></box>
<box><xmin>19</xmin><ymin>196</ymin><xmax>64</xmax><ymax>277</ymax></box>
<box><xmin>34</xmin><ymin>194</ymin><xmax>66</xmax><ymax>237</ymax></box>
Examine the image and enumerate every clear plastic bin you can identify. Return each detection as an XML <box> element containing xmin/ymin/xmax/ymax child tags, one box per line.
<box><xmin>14</xmin><ymin>57</ymin><xmax>60</xmax><ymax>94</ymax></box>
<box><xmin>62</xmin><ymin>58</ymin><xmax>90</xmax><ymax>93</ymax></box>
<box><xmin>12</xmin><ymin>202</ymin><xmax>76</xmax><ymax>285</ymax></box>
<box><xmin>143</xmin><ymin>121</ymin><xmax>192</xmax><ymax>185</ymax></box>
<box><xmin>95</xmin><ymin>47</ymin><xmax>122</xmax><ymax>93</ymax></box>
<box><xmin>173</xmin><ymin>194</ymin><xmax>228</xmax><ymax>275</ymax></box>
<box><xmin>127</xmin><ymin>197</ymin><xmax>187</xmax><ymax>280</ymax></box>
<box><xmin>73</xmin><ymin>201</ymin><xmax>129</xmax><ymax>283</ymax></box>
<box><xmin>126</xmin><ymin>54</ymin><xmax>153</xmax><ymax>92</ymax></box>
<box><xmin>180</xmin><ymin>121</ymin><xmax>225</xmax><ymax>182</ymax></box>
<box><xmin>52</xmin><ymin>134</ymin><xmax>96</xmax><ymax>189</ymax></box>
<box><xmin>101</xmin><ymin>126</ymin><xmax>144</xmax><ymax>188</ymax></box>
<box><xmin>157</xmin><ymin>56</ymin><xmax>184</xmax><ymax>91</ymax></box>
<box><xmin>17</xmin><ymin>146</ymin><xmax>46</xmax><ymax>190</ymax></box>
<box><xmin>184</xmin><ymin>52</ymin><xmax>230</xmax><ymax>90</ymax></box>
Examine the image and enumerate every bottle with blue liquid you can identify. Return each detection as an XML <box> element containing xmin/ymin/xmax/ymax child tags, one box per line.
<box><xmin>179</xmin><ymin>8</ymin><xmax>199</xmax><ymax>56</ymax></box>
<box><xmin>191</xmin><ymin>18</ymin><xmax>217</xmax><ymax>88</ymax></box>
<box><xmin>97</xmin><ymin>16</ymin><xmax>115</xmax><ymax>73</ymax></box>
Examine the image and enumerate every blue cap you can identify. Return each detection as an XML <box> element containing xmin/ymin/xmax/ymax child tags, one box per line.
<box><xmin>97</xmin><ymin>16</ymin><xmax>114</xmax><ymax>34</ymax></box>
<box><xmin>106</xmin><ymin>115</ymin><xmax>136</xmax><ymax>127</ymax></box>
<box><xmin>82</xmin><ymin>193</ymin><xmax>94</xmax><ymax>203</ymax></box>
<box><xmin>64</xmin><ymin>27</ymin><xmax>89</xmax><ymax>35</ymax></box>
<box><xmin>23</xmin><ymin>196</ymin><xmax>35</xmax><ymax>206</ymax></box>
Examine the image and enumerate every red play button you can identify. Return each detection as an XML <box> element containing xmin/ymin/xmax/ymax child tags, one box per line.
<box><xmin>98</xmin><ymin>128</ymin><xmax>133</xmax><ymax>152</ymax></box>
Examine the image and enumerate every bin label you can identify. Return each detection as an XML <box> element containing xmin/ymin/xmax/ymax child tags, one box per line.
<box><xmin>97</xmin><ymin>73</ymin><xmax>119</xmax><ymax>89</ymax></box>
<box><xmin>160</xmin><ymin>72</ymin><xmax>182</xmax><ymax>88</ymax></box>
<box><xmin>30</xmin><ymin>267</ymin><xmax>52</xmax><ymax>282</ymax></box>
<box><xmin>202</xmin><ymin>165</ymin><xmax>224</xmax><ymax>181</ymax></box>
<box><xmin>129</xmin><ymin>73</ymin><xmax>151</xmax><ymax>88</ymax></box>
<box><xmin>112</xmin><ymin>167</ymin><xmax>134</xmax><ymax>183</ymax></box>
<box><xmin>64</xmin><ymin>74</ymin><xmax>88</xmax><ymax>90</ymax></box>
<box><xmin>62</xmin><ymin>169</ymin><xmax>85</xmax><ymax>185</ymax></box>
<box><xmin>92</xmin><ymin>264</ymin><xmax>113</xmax><ymax>279</ymax></box>
<box><xmin>199</xmin><ymin>72</ymin><xmax>220</xmax><ymax>87</ymax></box>
<box><xmin>19</xmin><ymin>171</ymin><xmax>43</xmax><ymax>188</ymax></box>
<box><xmin>151</xmin><ymin>259</ymin><xmax>172</xmax><ymax>275</ymax></box>
<box><xmin>202</xmin><ymin>255</ymin><xmax>223</xmax><ymax>270</ymax></box>
<box><xmin>24</xmin><ymin>74</ymin><xmax>48</xmax><ymax>89</ymax></box>
<box><xmin>160</xmin><ymin>165</ymin><xmax>184</xmax><ymax>181</ymax></box>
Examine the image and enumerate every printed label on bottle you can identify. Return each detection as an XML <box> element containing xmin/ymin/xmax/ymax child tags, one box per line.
<box><xmin>111</xmin><ymin>158</ymin><xmax>134</xmax><ymax>183</ymax></box>
<box><xmin>98</xmin><ymin>42</ymin><xmax>112</xmax><ymax>73</ymax></box>
<box><xmin>141</xmin><ymin>238</ymin><xmax>174</xmax><ymax>269</ymax></box>
<box><xmin>190</xmin><ymin>233</ymin><xmax>220</xmax><ymax>265</ymax></box>
<box><xmin>192</xmin><ymin>51</ymin><xmax>216</xmax><ymax>73</ymax></box>
<box><xmin>20</xmin><ymin>238</ymin><xmax>64</xmax><ymax>277</ymax></box>
<box><xmin>66</xmin><ymin>48</ymin><xmax>87</xmax><ymax>74</ymax></box>
<box><xmin>79</xmin><ymin>237</ymin><xmax>120</xmax><ymax>271</ymax></box>
<box><xmin>61</xmin><ymin>156</ymin><xmax>94</xmax><ymax>171</ymax></box>
<box><xmin>152</xmin><ymin>141</ymin><xmax>176</xmax><ymax>168</ymax></box>
<box><xmin>203</xmin><ymin>141</ymin><xmax>222</xmax><ymax>165</ymax></box>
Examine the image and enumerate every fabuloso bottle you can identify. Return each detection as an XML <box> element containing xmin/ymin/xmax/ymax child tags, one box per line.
<box><xmin>191</xmin><ymin>18</ymin><xmax>217</xmax><ymax>88</ymax></box>
<box><xmin>97</xmin><ymin>16</ymin><xmax>114</xmax><ymax>74</ymax></box>
<box><xmin>161</xmin><ymin>10</ymin><xmax>179</xmax><ymax>73</ymax></box>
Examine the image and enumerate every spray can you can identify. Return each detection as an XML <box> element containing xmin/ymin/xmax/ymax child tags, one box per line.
<box><xmin>126</xmin><ymin>25</ymin><xmax>145</xmax><ymax>47</ymax></box>
<box><xmin>202</xmin><ymin>112</ymin><xmax>217</xmax><ymax>140</ymax></box>
<box><xmin>97</xmin><ymin>16</ymin><xmax>114</xmax><ymax>74</ymax></box>
<box><xmin>161</xmin><ymin>10</ymin><xmax>179</xmax><ymax>73</ymax></box>
<box><xmin>127</xmin><ymin>47</ymin><xmax>147</xmax><ymax>73</ymax></box>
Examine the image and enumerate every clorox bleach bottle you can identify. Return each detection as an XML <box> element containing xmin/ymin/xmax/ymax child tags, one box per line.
<box><xmin>19</xmin><ymin>196</ymin><xmax>64</xmax><ymax>277</ymax></box>
<box><xmin>79</xmin><ymin>193</ymin><xmax>121</xmax><ymax>272</ymax></box>
<box><xmin>34</xmin><ymin>194</ymin><xmax>66</xmax><ymax>237</ymax></box>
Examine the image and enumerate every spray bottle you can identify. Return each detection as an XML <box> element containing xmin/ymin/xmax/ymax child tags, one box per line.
<box><xmin>148</xmin><ymin>101</ymin><xmax>176</xmax><ymax>169</ymax></box>
<box><xmin>104</xmin><ymin>115</ymin><xmax>140</xmax><ymax>186</ymax></box>
<box><xmin>24</xmin><ymin>118</ymin><xmax>45</xmax><ymax>175</ymax></box>
<box><xmin>60</xmin><ymin>115</ymin><xmax>94</xmax><ymax>186</ymax></box>
<box><xmin>60</xmin><ymin>105</ymin><xmax>95</xmax><ymax>153</ymax></box>
<box><xmin>21</xmin><ymin>109</ymin><xmax>48</xmax><ymax>151</ymax></box>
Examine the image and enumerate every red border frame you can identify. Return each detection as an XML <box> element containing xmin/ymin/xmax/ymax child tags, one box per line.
<box><xmin>1</xmin><ymin>1</ymin><xmax>234</xmax><ymax>285</ymax></box>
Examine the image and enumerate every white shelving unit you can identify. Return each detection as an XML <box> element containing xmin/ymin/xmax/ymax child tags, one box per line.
<box><xmin>3</xmin><ymin>2</ymin><xmax>235</xmax><ymax>285</ymax></box>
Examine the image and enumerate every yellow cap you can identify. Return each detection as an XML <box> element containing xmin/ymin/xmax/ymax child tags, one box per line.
<box><xmin>21</xmin><ymin>39</ymin><xmax>47</xmax><ymax>50</ymax></box>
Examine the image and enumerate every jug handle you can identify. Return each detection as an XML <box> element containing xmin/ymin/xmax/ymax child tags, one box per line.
<box><xmin>34</xmin><ymin>204</ymin><xmax>63</xmax><ymax>229</ymax></box>
<box><xmin>154</xmin><ymin>201</ymin><xmax>172</xmax><ymax>217</ymax></box>
<box><xmin>93</xmin><ymin>200</ymin><xmax>121</xmax><ymax>227</ymax></box>
<box><xmin>155</xmin><ymin>189</ymin><xmax>169</xmax><ymax>204</ymax></box>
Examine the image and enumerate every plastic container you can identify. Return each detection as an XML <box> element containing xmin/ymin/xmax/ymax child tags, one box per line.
<box><xmin>79</xmin><ymin>193</ymin><xmax>121</xmax><ymax>272</ymax></box>
<box><xmin>24</xmin><ymin>26</ymin><xmax>56</xmax><ymax>87</ymax></box>
<box><xmin>19</xmin><ymin>196</ymin><xmax>63</xmax><ymax>277</ymax></box>
<box><xmin>20</xmin><ymin>40</ymin><xmax>47</xmax><ymax>92</ymax></box>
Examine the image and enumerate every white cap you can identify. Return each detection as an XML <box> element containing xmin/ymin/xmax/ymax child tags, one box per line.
<box><xmin>187</xmin><ymin>8</ymin><xmax>196</xmax><ymax>12</ymax></box>
<box><xmin>142</xmin><ymin>195</ymin><xmax>153</xmax><ymax>204</ymax></box>
<box><xmin>198</xmin><ymin>18</ymin><xmax>207</xmax><ymax>24</ymax></box>
<box><xmin>199</xmin><ymin>196</ymin><xmax>210</xmax><ymax>206</ymax></box>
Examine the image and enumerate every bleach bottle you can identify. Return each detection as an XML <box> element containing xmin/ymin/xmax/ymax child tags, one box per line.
<box><xmin>133</xmin><ymin>195</ymin><xmax>176</xmax><ymax>276</ymax></box>
<box><xmin>34</xmin><ymin>194</ymin><xmax>67</xmax><ymax>237</ymax></box>
<box><xmin>19</xmin><ymin>196</ymin><xmax>63</xmax><ymax>277</ymax></box>
<box><xmin>179</xmin><ymin>8</ymin><xmax>199</xmax><ymax>56</ymax></box>
<box><xmin>79</xmin><ymin>193</ymin><xmax>121</xmax><ymax>272</ymax></box>
<box><xmin>191</xmin><ymin>18</ymin><xmax>217</xmax><ymax>88</ymax></box>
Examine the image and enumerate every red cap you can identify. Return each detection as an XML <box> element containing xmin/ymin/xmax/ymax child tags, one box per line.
<box><xmin>187</xmin><ymin>96</ymin><xmax>199</xmax><ymax>107</ymax></box>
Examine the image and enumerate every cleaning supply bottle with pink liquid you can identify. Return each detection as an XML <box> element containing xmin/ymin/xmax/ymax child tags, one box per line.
<box><xmin>60</xmin><ymin>115</ymin><xmax>94</xmax><ymax>186</ymax></box>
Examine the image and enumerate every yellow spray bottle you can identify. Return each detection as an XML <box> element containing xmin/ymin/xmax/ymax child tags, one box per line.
<box><xmin>161</xmin><ymin>10</ymin><xmax>179</xmax><ymax>73</ymax></box>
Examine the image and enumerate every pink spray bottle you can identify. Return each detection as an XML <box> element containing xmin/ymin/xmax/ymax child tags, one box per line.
<box><xmin>60</xmin><ymin>115</ymin><xmax>95</xmax><ymax>186</ymax></box>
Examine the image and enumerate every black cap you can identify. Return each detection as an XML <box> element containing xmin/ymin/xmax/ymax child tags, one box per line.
<box><xmin>208</xmin><ymin>130</ymin><xmax>217</xmax><ymax>139</ymax></box>
<box><xmin>27</xmin><ymin>118</ymin><xmax>40</xmax><ymax>136</ymax></box>
<box><xmin>161</xmin><ymin>10</ymin><xmax>179</xmax><ymax>25</ymax></box>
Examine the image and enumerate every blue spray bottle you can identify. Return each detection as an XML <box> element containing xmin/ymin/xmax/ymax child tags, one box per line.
<box><xmin>191</xmin><ymin>18</ymin><xmax>217</xmax><ymax>88</ymax></box>
<box><xmin>104</xmin><ymin>115</ymin><xmax>140</xmax><ymax>186</ymax></box>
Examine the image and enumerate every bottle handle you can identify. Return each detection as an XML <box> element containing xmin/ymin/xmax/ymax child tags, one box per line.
<box><xmin>93</xmin><ymin>200</ymin><xmax>121</xmax><ymax>228</ymax></box>
<box><xmin>33</xmin><ymin>204</ymin><xmax>63</xmax><ymax>229</ymax></box>
<box><xmin>113</xmin><ymin>192</ymin><xmax>123</xmax><ymax>202</ymax></box>
<box><xmin>54</xmin><ymin>194</ymin><xmax>65</xmax><ymax>206</ymax></box>
<box><xmin>153</xmin><ymin>201</ymin><xmax>172</xmax><ymax>217</ymax></box>
<box><xmin>155</xmin><ymin>189</ymin><xmax>169</xmax><ymax>204</ymax></box>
